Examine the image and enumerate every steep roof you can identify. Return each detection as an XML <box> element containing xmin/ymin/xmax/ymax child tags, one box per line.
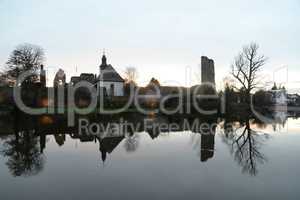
<box><xmin>99</xmin><ymin>64</ymin><xmax>124</xmax><ymax>82</ymax></box>
<box><xmin>100</xmin><ymin>136</ymin><xmax>124</xmax><ymax>153</ymax></box>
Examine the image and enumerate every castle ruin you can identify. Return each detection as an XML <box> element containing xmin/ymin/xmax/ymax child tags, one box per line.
<box><xmin>201</xmin><ymin>56</ymin><xmax>215</xmax><ymax>85</ymax></box>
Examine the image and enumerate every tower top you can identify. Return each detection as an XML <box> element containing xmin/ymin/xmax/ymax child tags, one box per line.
<box><xmin>101</xmin><ymin>50</ymin><xmax>107</xmax><ymax>66</ymax></box>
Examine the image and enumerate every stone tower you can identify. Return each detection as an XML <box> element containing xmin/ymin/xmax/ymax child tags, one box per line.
<box><xmin>40</xmin><ymin>65</ymin><xmax>46</xmax><ymax>87</ymax></box>
<box><xmin>201</xmin><ymin>56</ymin><xmax>215</xmax><ymax>85</ymax></box>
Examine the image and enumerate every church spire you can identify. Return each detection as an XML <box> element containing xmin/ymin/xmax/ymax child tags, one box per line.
<box><xmin>101</xmin><ymin>49</ymin><xmax>107</xmax><ymax>66</ymax></box>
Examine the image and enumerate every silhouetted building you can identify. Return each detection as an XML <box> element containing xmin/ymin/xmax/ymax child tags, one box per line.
<box><xmin>54</xmin><ymin>134</ymin><xmax>66</xmax><ymax>146</ymax></box>
<box><xmin>40</xmin><ymin>65</ymin><xmax>46</xmax><ymax>87</ymax></box>
<box><xmin>40</xmin><ymin>134</ymin><xmax>46</xmax><ymax>153</ymax></box>
<box><xmin>80</xmin><ymin>73</ymin><xmax>97</xmax><ymax>84</ymax></box>
<box><xmin>201</xmin><ymin>56</ymin><xmax>215</xmax><ymax>85</ymax></box>
<box><xmin>200</xmin><ymin>134</ymin><xmax>215</xmax><ymax>162</ymax></box>
<box><xmin>98</xmin><ymin>54</ymin><xmax>125</xmax><ymax>96</ymax></box>
<box><xmin>99</xmin><ymin>136</ymin><xmax>124</xmax><ymax>162</ymax></box>
<box><xmin>70</xmin><ymin>134</ymin><xmax>95</xmax><ymax>142</ymax></box>
<box><xmin>147</xmin><ymin>127</ymin><xmax>160</xmax><ymax>139</ymax></box>
<box><xmin>69</xmin><ymin>73</ymin><xmax>97</xmax><ymax>86</ymax></box>
<box><xmin>70</xmin><ymin>76</ymin><xmax>80</xmax><ymax>85</ymax></box>
<box><xmin>35</xmin><ymin>65</ymin><xmax>46</xmax><ymax>87</ymax></box>
<box><xmin>268</xmin><ymin>89</ymin><xmax>287</xmax><ymax>105</ymax></box>
<box><xmin>287</xmin><ymin>93</ymin><xmax>300</xmax><ymax>106</ymax></box>
<box><xmin>69</xmin><ymin>53</ymin><xmax>125</xmax><ymax>97</ymax></box>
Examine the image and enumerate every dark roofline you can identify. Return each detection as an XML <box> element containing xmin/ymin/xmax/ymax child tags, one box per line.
<box><xmin>100</xmin><ymin>79</ymin><xmax>124</xmax><ymax>83</ymax></box>
<box><xmin>80</xmin><ymin>73</ymin><xmax>95</xmax><ymax>76</ymax></box>
<box><xmin>99</xmin><ymin>64</ymin><xmax>125</xmax><ymax>82</ymax></box>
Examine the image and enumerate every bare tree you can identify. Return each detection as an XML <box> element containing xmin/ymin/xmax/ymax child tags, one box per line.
<box><xmin>231</xmin><ymin>42</ymin><xmax>267</xmax><ymax>103</ymax></box>
<box><xmin>124</xmin><ymin>67</ymin><xmax>138</xmax><ymax>84</ymax></box>
<box><xmin>222</xmin><ymin>116</ymin><xmax>268</xmax><ymax>176</ymax></box>
<box><xmin>124</xmin><ymin>67</ymin><xmax>138</xmax><ymax>96</ymax></box>
<box><xmin>4</xmin><ymin>43</ymin><xmax>45</xmax><ymax>85</ymax></box>
<box><xmin>53</xmin><ymin>69</ymin><xmax>66</xmax><ymax>87</ymax></box>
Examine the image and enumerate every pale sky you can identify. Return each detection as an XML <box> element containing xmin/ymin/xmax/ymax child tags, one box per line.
<box><xmin>0</xmin><ymin>0</ymin><xmax>299</xmax><ymax>91</ymax></box>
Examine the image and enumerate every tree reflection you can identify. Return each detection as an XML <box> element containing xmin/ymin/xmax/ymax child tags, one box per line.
<box><xmin>0</xmin><ymin>131</ymin><xmax>45</xmax><ymax>177</ymax></box>
<box><xmin>124</xmin><ymin>133</ymin><xmax>140</xmax><ymax>153</ymax></box>
<box><xmin>223</xmin><ymin>117</ymin><xmax>268</xmax><ymax>176</ymax></box>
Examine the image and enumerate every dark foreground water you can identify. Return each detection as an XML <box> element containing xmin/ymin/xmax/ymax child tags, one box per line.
<box><xmin>0</xmin><ymin>114</ymin><xmax>299</xmax><ymax>200</ymax></box>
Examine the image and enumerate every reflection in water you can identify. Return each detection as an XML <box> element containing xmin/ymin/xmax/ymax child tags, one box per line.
<box><xmin>0</xmin><ymin>131</ymin><xmax>45</xmax><ymax>177</ymax></box>
<box><xmin>201</xmin><ymin>134</ymin><xmax>215</xmax><ymax>162</ymax></box>
<box><xmin>99</xmin><ymin>135</ymin><xmax>124</xmax><ymax>163</ymax></box>
<box><xmin>124</xmin><ymin>133</ymin><xmax>140</xmax><ymax>153</ymax></box>
<box><xmin>54</xmin><ymin>134</ymin><xmax>66</xmax><ymax>146</ymax></box>
<box><xmin>222</xmin><ymin>116</ymin><xmax>268</xmax><ymax>175</ymax></box>
<box><xmin>190</xmin><ymin>119</ymin><xmax>216</xmax><ymax>162</ymax></box>
<box><xmin>0</xmin><ymin>111</ymin><xmax>298</xmax><ymax>177</ymax></box>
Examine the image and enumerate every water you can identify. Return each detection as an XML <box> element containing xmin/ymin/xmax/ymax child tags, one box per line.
<box><xmin>0</xmin><ymin>114</ymin><xmax>299</xmax><ymax>200</ymax></box>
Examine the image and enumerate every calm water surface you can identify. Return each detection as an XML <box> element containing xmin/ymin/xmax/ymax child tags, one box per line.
<box><xmin>0</xmin><ymin>115</ymin><xmax>299</xmax><ymax>200</ymax></box>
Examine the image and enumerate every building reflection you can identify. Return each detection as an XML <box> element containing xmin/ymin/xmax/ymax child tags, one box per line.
<box><xmin>200</xmin><ymin>134</ymin><xmax>215</xmax><ymax>162</ymax></box>
<box><xmin>189</xmin><ymin>118</ymin><xmax>217</xmax><ymax>162</ymax></box>
<box><xmin>54</xmin><ymin>134</ymin><xmax>66</xmax><ymax>146</ymax></box>
<box><xmin>99</xmin><ymin>136</ymin><xmax>124</xmax><ymax>163</ymax></box>
<box><xmin>0</xmin><ymin>110</ymin><xmax>298</xmax><ymax>177</ymax></box>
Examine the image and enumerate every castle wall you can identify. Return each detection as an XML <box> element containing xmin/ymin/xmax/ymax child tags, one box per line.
<box><xmin>201</xmin><ymin>56</ymin><xmax>215</xmax><ymax>85</ymax></box>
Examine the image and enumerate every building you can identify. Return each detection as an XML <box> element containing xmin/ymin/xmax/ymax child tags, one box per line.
<box><xmin>70</xmin><ymin>76</ymin><xmax>80</xmax><ymax>86</ymax></box>
<box><xmin>80</xmin><ymin>73</ymin><xmax>97</xmax><ymax>83</ymax></box>
<box><xmin>201</xmin><ymin>56</ymin><xmax>215</xmax><ymax>85</ymax></box>
<box><xmin>40</xmin><ymin>65</ymin><xmax>46</xmax><ymax>87</ymax></box>
<box><xmin>98</xmin><ymin>54</ymin><xmax>124</xmax><ymax>96</ymax></box>
<box><xmin>70</xmin><ymin>73</ymin><xmax>96</xmax><ymax>86</ymax></box>
<box><xmin>69</xmin><ymin>53</ymin><xmax>125</xmax><ymax>97</ymax></box>
<box><xmin>287</xmin><ymin>93</ymin><xmax>300</xmax><ymax>106</ymax></box>
<box><xmin>269</xmin><ymin>89</ymin><xmax>287</xmax><ymax>105</ymax></box>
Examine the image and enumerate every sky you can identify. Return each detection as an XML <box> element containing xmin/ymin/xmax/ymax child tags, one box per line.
<box><xmin>0</xmin><ymin>0</ymin><xmax>299</xmax><ymax>91</ymax></box>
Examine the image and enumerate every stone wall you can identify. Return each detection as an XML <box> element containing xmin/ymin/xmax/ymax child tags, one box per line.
<box><xmin>201</xmin><ymin>56</ymin><xmax>215</xmax><ymax>85</ymax></box>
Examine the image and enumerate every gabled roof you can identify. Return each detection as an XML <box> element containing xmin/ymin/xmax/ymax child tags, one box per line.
<box><xmin>100</xmin><ymin>136</ymin><xmax>124</xmax><ymax>153</ymax></box>
<box><xmin>80</xmin><ymin>73</ymin><xmax>97</xmax><ymax>83</ymax></box>
<box><xmin>99</xmin><ymin>64</ymin><xmax>124</xmax><ymax>82</ymax></box>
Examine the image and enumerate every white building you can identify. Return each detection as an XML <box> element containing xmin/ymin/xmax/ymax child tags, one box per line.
<box><xmin>269</xmin><ymin>89</ymin><xmax>287</xmax><ymax>105</ymax></box>
<box><xmin>287</xmin><ymin>94</ymin><xmax>300</xmax><ymax>105</ymax></box>
<box><xmin>98</xmin><ymin>54</ymin><xmax>125</xmax><ymax>97</ymax></box>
